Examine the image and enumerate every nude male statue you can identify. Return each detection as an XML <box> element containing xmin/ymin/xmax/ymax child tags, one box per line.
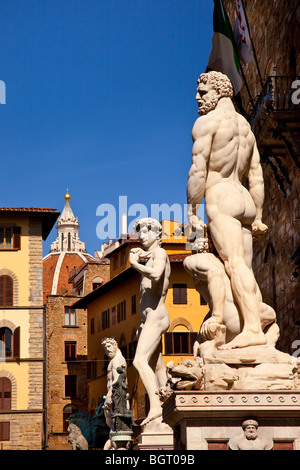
<box><xmin>101</xmin><ymin>337</ymin><xmax>127</xmax><ymax>429</ymax></box>
<box><xmin>187</xmin><ymin>70</ymin><xmax>276</xmax><ymax>350</ymax></box>
<box><xmin>129</xmin><ymin>218</ymin><xmax>171</xmax><ymax>425</ymax></box>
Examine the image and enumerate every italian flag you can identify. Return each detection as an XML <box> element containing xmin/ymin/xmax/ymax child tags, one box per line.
<box><xmin>207</xmin><ymin>0</ymin><xmax>243</xmax><ymax>95</ymax></box>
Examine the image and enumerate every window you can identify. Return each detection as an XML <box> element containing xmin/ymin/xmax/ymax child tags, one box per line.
<box><xmin>0</xmin><ymin>378</ymin><xmax>11</xmax><ymax>410</ymax></box>
<box><xmin>63</xmin><ymin>404</ymin><xmax>78</xmax><ymax>432</ymax></box>
<box><xmin>0</xmin><ymin>328</ymin><xmax>12</xmax><ymax>358</ymax></box>
<box><xmin>131</xmin><ymin>295</ymin><xmax>137</xmax><ymax>315</ymax></box>
<box><xmin>102</xmin><ymin>309</ymin><xmax>110</xmax><ymax>330</ymax></box>
<box><xmin>111</xmin><ymin>306</ymin><xmax>116</xmax><ymax>325</ymax></box>
<box><xmin>0</xmin><ymin>327</ymin><xmax>20</xmax><ymax>359</ymax></box>
<box><xmin>173</xmin><ymin>284</ymin><xmax>187</xmax><ymax>304</ymax></box>
<box><xmin>64</xmin><ymin>306</ymin><xmax>76</xmax><ymax>326</ymax></box>
<box><xmin>121</xmin><ymin>250</ymin><xmax>126</xmax><ymax>265</ymax></box>
<box><xmin>164</xmin><ymin>331</ymin><xmax>197</xmax><ymax>355</ymax></box>
<box><xmin>93</xmin><ymin>282</ymin><xmax>102</xmax><ymax>290</ymax></box>
<box><xmin>0</xmin><ymin>276</ymin><xmax>13</xmax><ymax>307</ymax></box>
<box><xmin>0</xmin><ymin>226</ymin><xmax>21</xmax><ymax>250</ymax></box>
<box><xmin>113</xmin><ymin>255</ymin><xmax>119</xmax><ymax>270</ymax></box>
<box><xmin>117</xmin><ymin>301</ymin><xmax>126</xmax><ymax>322</ymax></box>
<box><xmin>67</xmin><ymin>232</ymin><xmax>71</xmax><ymax>251</ymax></box>
<box><xmin>0</xmin><ymin>422</ymin><xmax>10</xmax><ymax>441</ymax></box>
<box><xmin>65</xmin><ymin>341</ymin><xmax>77</xmax><ymax>361</ymax></box>
<box><xmin>97</xmin><ymin>313</ymin><xmax>101</xmax><ymax>332</ymax></box>
<box><xmin>65</xmin><ymin>375</ymin><xmax>77</xmax><ymax>398</ymax></box>
<box><xmin>87</xmin><ymin>360</ymin><xmax>97</xmax><ymax>380</ymax></box>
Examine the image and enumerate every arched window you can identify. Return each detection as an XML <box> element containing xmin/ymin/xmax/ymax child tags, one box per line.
<box><xmin>0</xmin><ymin>328</ymin><xmax>12</xmax><ymax>358</ymax></box>
<box><xmin>0</xmin><ymin>276</ymin><xmax>13</xmax><ymax>306</ymax></box>
<box><xmin>0</xmin><ymin>377</ymin><xmax>11</xmax><ymax>410</ymax></box>
<box><xmin>165</xmin><ymin>325</ymin><xmax>197</xmax><ymax>355</ymax></box>
<box><xmin>0</xmin><ymin>327</ymin><xmax>20</xmax><ymax>359</ymax></box>
<box><xmin>63</xmin><ymin>404</ymin><xmax>78</xmax><ymax>432</ymax></box>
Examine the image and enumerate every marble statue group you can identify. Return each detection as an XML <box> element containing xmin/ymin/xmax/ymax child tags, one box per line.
<box><xmin>68</xmin><ymin>70</ymin><xmax>300</xmax><ymax>450</ymax></box>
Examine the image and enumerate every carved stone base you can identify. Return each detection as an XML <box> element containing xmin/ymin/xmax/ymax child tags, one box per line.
<box><xmin>162</xmin><ymin>390</ymin><xmax>300</xmax><ymax>450</ymax></box>
<box><xmin>110</xmin><ymin>430</ymin><xmax>133</xmax><ymax>450</ymax></box>
<box><xmin>136</xmin><ymin>417</ymin><xmax>173</xmax><ymax>450</ymax></box>
<box><xmin>202</xmin><ymin>345</ymin><xmax>300</xmax><ymax>391</ymax></box>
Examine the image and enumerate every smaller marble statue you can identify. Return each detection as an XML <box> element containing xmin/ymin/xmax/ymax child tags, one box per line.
<box><xmin>130</xmin><ymin>217</ymin><xmax>171</xmax><ymax>426</ymax></box>
<box><xmin>111</xmin><ymin>366</ymin><xmax>136</xmax><ymax>433</ymax></box>
<box><xmin>101</xmin><ymin>337</ymin><xmax>127</xmax><ymax>429</ymax></box>
<box><xmin>228</xmin><ymin>419</ymin><xmax>273</xmax><ymax>450</ymax></box>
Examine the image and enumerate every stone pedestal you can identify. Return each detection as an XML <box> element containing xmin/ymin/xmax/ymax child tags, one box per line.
<box><xmin>110</xmin><ymin>430</ymin><xmax>133</xmax><ymax>450</ymax></box>
<box><xmin>137</xmin><ymin>419</ymin><xmax>173</xmax><ymax>450</ymax></box>
<box><xmin>162</xmin><ymin>390</ymin><xmax>300</xmax><ymax>450</ymax></box>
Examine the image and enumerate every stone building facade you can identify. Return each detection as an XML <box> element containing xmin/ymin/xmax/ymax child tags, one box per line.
<box><xmin>45</xmin><ymin>294</ymin><xmax>89</xmax><ymax>450</ymax></box>
<box><xmin>0</xmin><ymin>207</ymin><xmax>58</xmax><ymax>450</ymax></box>
<box><xmin>43</xmin><ymin>192</ymin><xmax>110</xmax><ymax>450</ymax></box>
<box><xmin>222</xmin><ymin>0</ymin><xmax>300</xmax><ymax>354</ymax></box>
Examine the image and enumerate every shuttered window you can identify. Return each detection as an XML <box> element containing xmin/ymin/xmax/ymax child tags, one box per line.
<box><xmin>131</xmin><ymin>295</ymin><xmax>137</xmax><ymax>314</ymax></box>
<box><xmin>0</xmin><ymin>227</ymin><xmax>21</xmax><ymax>250</ymax></box>
<box><xmin>0</xmin><ymin>378</ymin><xmax>11</xmax><ymax>410</ymax></box>
<box><xmin>102</xmin><ymin>309</ymin><xmax>110</xmax><ymax>330</ymax></box>
<box><xmin>65</xmin><ymin>375</ymin><xmax>77</xmax><ymax>398</ymax></box>
<box><xmin>0</xmin><ymin>328</ymin><xmax>12</xmax><ymax>358</ymax></box>
<box><xmin>65</xmin><ymin>341</ymin><xmax>77</xmax><ymax>361</ymax></box>
<box><xmin>164</xmin><ymin>332</ymin><xmax>198</xmax><ymax>354</ymax></box>
<box><xmin>173</xmin><ymin>284</ymin><xmax>187</xmax><ymax>304</ymax></box>
<box><xmin>0</xmin><ymin>327</ymin><xmax>19</xmax><ymax>359</ymax></box>
<box><xmin>117</xmin><ymin>301</ymin><xmax>126</xmax><ymax>322</ymax></box>
<box><xmin>0</xmin><ymin>276</ymin><xmax>13</xmax><ymax>306</ymax></box>
<box><xmin>0</xmin><ymin>422</ymin><xmax>10</xmax><ymax>441</ymax></box>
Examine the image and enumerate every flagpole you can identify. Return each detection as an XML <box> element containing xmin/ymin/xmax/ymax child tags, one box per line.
<box><xmin>240</xmin><ymin>0</ymin><xmax>265</xmax><ymax>93</ymax></box>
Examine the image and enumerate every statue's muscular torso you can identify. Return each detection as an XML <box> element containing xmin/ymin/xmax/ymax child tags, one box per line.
<box><xmin>191</xmin><ymin>100</ymin><xmax>257</xmax><ymax>225</ymax></box>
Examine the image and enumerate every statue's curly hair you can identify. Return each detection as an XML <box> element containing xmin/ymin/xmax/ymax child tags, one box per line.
<box><xmin>198</xmin><ymin>71</ymin><xmax>234</xmax><ymax>99</ymax></box>
<box><xmin>133</xmin><ymin>217</ymin><xmax>162</xmax><ymax>243</ymax></box>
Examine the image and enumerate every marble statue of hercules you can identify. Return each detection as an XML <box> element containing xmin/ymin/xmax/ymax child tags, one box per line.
<box><xmin>187</xmin><ymin>70</ymin><xmax>270</xmax><ymax>350</ymax></box>
<box><xmin>129</xmin><ymin>218</ymin><xmax>170</xmax><ymax>426</ymax></box>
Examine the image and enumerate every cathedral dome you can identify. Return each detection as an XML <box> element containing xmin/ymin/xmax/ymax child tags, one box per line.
<box><xmin>43</xmin><ymin>191</ymin><xmax>95</xmax><ymax>302</ymax></box>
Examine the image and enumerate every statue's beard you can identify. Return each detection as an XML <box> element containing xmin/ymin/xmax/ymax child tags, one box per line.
<box><xmin>106</xmin><ymin>349</ymin><xmax>117</xmax><ymax>359</ymax></box>
<box><xmin>245</xmin><ymin>431</ymin><xmax>258</xmax><ymax>441</ymax></box>
<box><xmin>197</xmin><ymin>96</ymin><xmax>219</xmax><ymax>115</ymax></box>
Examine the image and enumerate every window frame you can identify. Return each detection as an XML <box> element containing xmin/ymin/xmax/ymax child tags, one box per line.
<box><xmin>0</xmin><ymin>378</ymin><xmax>11</xmax><ymax>410</ymax></box>
<box><xmin>0</xmin><ymin>422</ymin><xmax>10</xmax><ymax>441</ymax></box>
<box><xmin>102</xmin><ymin>309</ymin><xmax>110</xmax><ymax>330</ymax></box>
<box><xmin>64</xmin><ymin>341</ymin><xmax>77</xmax><ymax>362</ymax></box>
<box><xmin>0</xmin><ymin>226</ymin><xmax>21</xmax><ymax>250</ymax></box>
<box><xmin>172</xmin><ymin>284</ymin><xmax>188</xmax><ymax>305</ymax></box>
<box><xmin>64</xmin><ymin>306</ymin><xmax>77</xmax><ymax>326</ymax></box>
<box><xmin>0</xmin><ymin>276</ymin><xmax>13</xmax><ymax>307</ymax></box>
<box><xmin>131</xmin><ymin>294</ymin><xmax>137</xmax><ymax>315</ymax></box>
<box><xmin>65</xmin><ymin>375</ymin><xmax>77</xmax><ymax>398</ymax></box>
<box><xmin>117</xmin><ymin>300</ymin><xmax>126</xmax><ymax>322</ymax></box>
<box><xmin>164</xmin><ymin>331</ymin><xmax>197</xmax><ymax>355</ymax></box>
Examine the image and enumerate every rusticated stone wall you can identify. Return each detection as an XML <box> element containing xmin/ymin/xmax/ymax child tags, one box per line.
<box><xmin>222</xmin><ymin>0</ymin><xmax>300</xmax><ymax>354</ymax></box>
<box><xmin>46</xmin><ymin>295</ymin><xmax>88</xmax><ymax>450</ymax></box>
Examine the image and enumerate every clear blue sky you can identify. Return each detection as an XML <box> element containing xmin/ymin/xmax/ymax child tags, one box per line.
<box><xmin>0</xmin><ymin>0</ymin><xmax>214</xmax><ymax>256</ymax></box>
